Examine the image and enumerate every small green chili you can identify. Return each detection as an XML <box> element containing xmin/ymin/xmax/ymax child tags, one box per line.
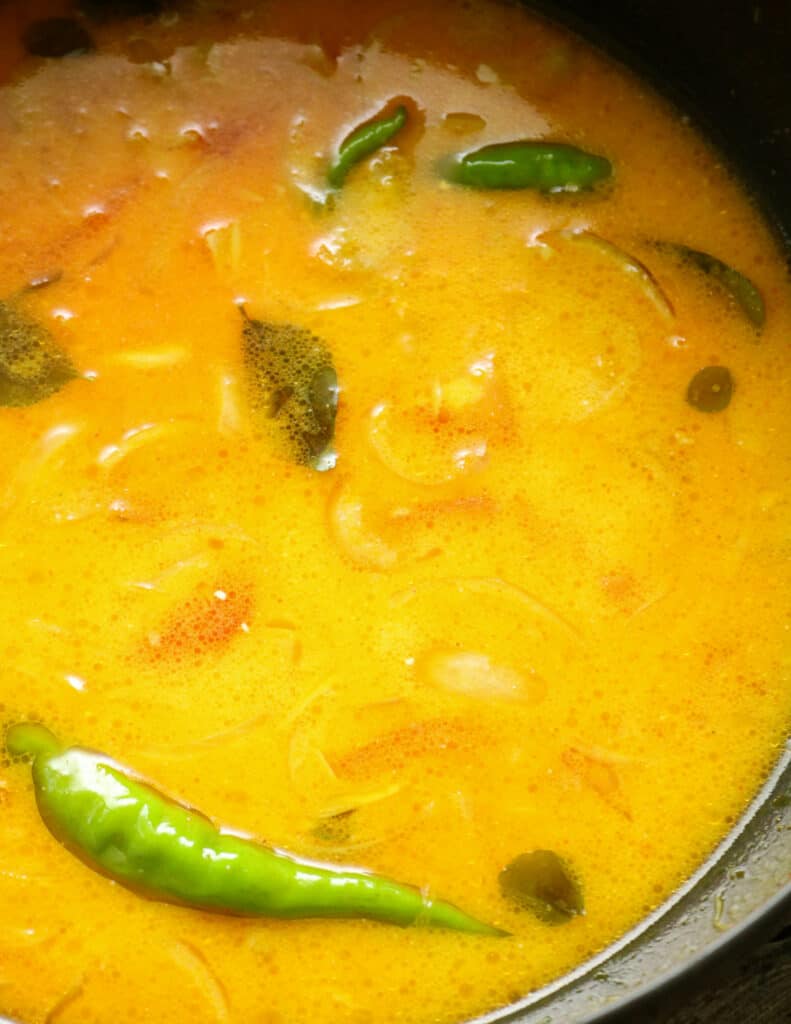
<box><xmin>7</xmin><ymin>723</ymin><xmax>504</xmax><ymax>936</ymax></box>
<box><xmin>441</xmin><ymin>141</ymin><xmax>612</xmax><ymax>192</ymax></box>
<box><xmin>327</xmin><ymin>104</ymin><xmax>408</xmax><ymax>189</ymax></box>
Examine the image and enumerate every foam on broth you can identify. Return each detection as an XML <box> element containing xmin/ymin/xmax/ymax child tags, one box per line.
<box><xmin>0</xmin><ymin>1</ymin><xmax>789</xmax><ymax>1022</ymax></box>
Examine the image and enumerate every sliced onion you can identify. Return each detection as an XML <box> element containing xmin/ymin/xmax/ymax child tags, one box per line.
<box><xmin>540</xmin><ymin>229</ymin><xmax>675</xmax><ymax>323</ymax></box>
<box><xmin>368</xmin><ymin>400</ymin><xmax>488</xmax><ymax>486</ymax></box>
<box><xmin>562</xmin><ymin>746</ymin><xmax>632</xmax><ymax>819</ymax></box>
<box><xmin>387</xmin><ymin>577</ymin><xmax>584</xmax><ymax>714</ymax></box>
<box><xmin>327</xmin><ymin>482</ymin><xmax>398</xmax><ymax>570</ymax></box>
<box><xmin>316</xmin><ymin>781</ymin><xmax>402</xmax><ymax>820</ymax></box>
<box><xmin>111</xmin><ymin>347</ymin><xmax>189</xmax><ymax>369</ymax></box>
<box><xmin>420</xmin><ymin>649</ymin><xmax>536</xmax><ymax>702</ymax></box>
<box><xmin>97</xmin><ymin>419</ymin><xmax>192</xmax><ymax>472</ymax></box>
<box><xmin>170</xmin><ymin>942</ymin><xmax>231</xmax><ymax>1024</ymax></box>
<box><xmin>217</xmin><ymin>371</ymin><xmax>242</xmax><ymax>436</ymax></box>
<box><xmin>202</xmin><ymin>219</ymin><xmax>242</xmax><ymax>281</ymax></box>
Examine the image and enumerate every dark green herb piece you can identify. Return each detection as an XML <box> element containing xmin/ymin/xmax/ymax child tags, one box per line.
<box><xmin>327</xmin><ymin>104</ymin><xmax>408</xmax><ymax>190</ymax></box>
<box><xmin>22</xmin><ymin>18</ymin><xmax>95</xmax><ymax>58</ymax></box>
<box><xmin>24</xmin><ymin>270</ymin><xmax>63</xmax><ymax>293</ymax></box>
<box><xmin>241</xmin><ymin>312</ymin><xmax>339</xmax><ymax>470</ymax></box>
<box><xmin>658</xmin><ymin>243</ymin><xmax>765</xmax><ymax>330</ymax></box>
<box><xmin>441</xmin><ymin>141</ymin><xmax>611</xmax><ymax>192</ymax></box>
<box><xmin>499</xmin><ymin>849</ymin><xmax>584</xmax><ymax>923</ymax></box>
<box><xmin>0</xmin><ymin>301</ymin><xmax>77</xmax><ymax>407</ymax></box>
<box><xmin>686</xmin><ymin>365</ymin><xmax>733</xmax><ymax>413</ymax></box>
<box><xmin>7</xmin><ymin>723</ymin><xmax>504</xmax><ymax>936</ymax></box>
<box><xmin>311</xmin><ymin>810</ymin><xmax>354</xmax><ymax>845</ymax></box>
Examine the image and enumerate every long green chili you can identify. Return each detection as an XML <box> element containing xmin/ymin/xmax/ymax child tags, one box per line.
<box><xmin>7</xmin><ymin>723</ymin><xmax>503</xmax><ymax>936</ymax></box>
<box><xmin>441</xmin><ymin>140</ymin><xmax>612</xmax><ymax>192</ymax></box>
<box><xmin>327</xmin><ymin>104</ymin><xmax>408</xmax><ymax>189</ymax></box>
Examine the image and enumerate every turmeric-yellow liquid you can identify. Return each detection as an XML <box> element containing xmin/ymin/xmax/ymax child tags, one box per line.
<box><xmin>0</xmin><ymin>2</ymin><xmax>789</xmax><ymax>1022</ymax></box>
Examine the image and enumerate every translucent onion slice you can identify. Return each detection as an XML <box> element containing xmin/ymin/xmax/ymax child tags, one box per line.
<box><xmin>97</xmin><ymin>420</ymin><xmax>190</xmax><ymax>471</ymax></box>
<box><xmin>562</xmin><ymin>746</ymin><xmax>632</xmax><ymax>819</ymax></box>
<box><xmin>202</xmin><ymin>219</ymin><xmax>242</xmax><ymax>283</ymax></box>
<box><xmin>390</xmin><ymin>576</ymin><xmax>581</xmax><ymax>640</ymax></box>
<box><xmin>327</xmin><ymin>482</ymin><xmax>398</xmax><ymax>570</ymax></box>
<box><xmin>112</xmin><ymin>347</ymin><xmax>189</xmax><ymax>369</ymax></box>
<box><xmin>540</xmin><ymin>229</ymin><xmax>675</xmax><ymax>323</ymax></box>
<box><xmin>217</xmin><ymin>371</ymin><xmax>242</xmax><ymax>435</ymax></box>
<box><xmin>367</xmin><ymin>357</ymin><xmax>502</xmax><ymax>485</ymax></box>
<box><xmin>368</xmin><ymin>399</ymin><xmax>488</xmax><ymax>486</ymax></box>
<box><xmin>330</xmin><ymin>716</ymin><xmax>485</xmax><ymax>782</ymax></box>
<box><xmin>169</xmin><ymin>942</ymin><xmax>231</xmax><ymax>1024</ymax></box>
<box><xmin>288</xmin><ymin>730</ymin><xmax>403</xmax><ymax>823</ymax></box>
<box><xmin>419</xmin><ymin>649</ymin><xmax>542</xmax><ymax>702</ymax></box>
<box><xmin>387</xmin><ymin>577</ymin><xmax>584</xmax><ymax>717</ymax></box>
<box><xmin>0</xmin><ymin>421</ymin><xmax>85</xmax><ymax>519</ymax></box>
<box><xmin>316</xmin><ymin>781</ymin><xmax>402</xmax><ymax>820</ymax></box>
<box><xmin>41</xmin><ymin>979</ymin><xmax>86</xmax><ymax>1024</ymax></box>
<box><xmin>136</xmin><ymin>713</ymin><xmax>271</xmax><ymax>762</ymax></box>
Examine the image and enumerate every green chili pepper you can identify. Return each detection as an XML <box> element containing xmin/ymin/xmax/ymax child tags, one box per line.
<box><xmin>441</xmin><ymin>141</ymin><xmax>612</xmax><ymax>192</ymax></box>
<box><xmin>7</xmin><ymin>723</ymin><xmax>503</xmax><ymax>936</ymax></box>
<box><xmin>327</xmin><ymin>105</ymin><xmax>408</xmax><ymax>190</ymax></box>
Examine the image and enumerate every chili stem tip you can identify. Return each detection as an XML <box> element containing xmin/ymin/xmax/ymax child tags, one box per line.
<box><xmin>6</xmin><ymin>722</ymin><xmax>60</xmax><ymax>760</ymax></box>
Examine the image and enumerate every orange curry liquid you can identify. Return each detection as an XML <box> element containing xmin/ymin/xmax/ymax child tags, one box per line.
<box><xmin>0</xmin><ymin>1</ymin><xmax>789</xmax><ymax>1022</ymax></box>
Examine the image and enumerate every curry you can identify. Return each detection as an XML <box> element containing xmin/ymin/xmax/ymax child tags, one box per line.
<box><xmin>0</xmin><ymin>1</ymin><xmax>790</xmax><ymax>1022</ymax></box>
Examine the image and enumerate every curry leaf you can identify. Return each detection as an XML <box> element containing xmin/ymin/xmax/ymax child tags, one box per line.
<box><xmin>241</xmin><ymin>312</ymin><xmax>338</xmax><ymax>470</ymax></box>
<box><xmin>0</xmin><ymin>302</ymin><xmax>78</xmax><ymax>407</ymax></box>
<box><xmin>499</xmin><ymin>849</ymin><xmax>584</xmax><ymax>924</ymax></box>
<box><xmin>655</xmin><ymin>242</ymin><xmax>765</xmax><ymax>331</ymax></box>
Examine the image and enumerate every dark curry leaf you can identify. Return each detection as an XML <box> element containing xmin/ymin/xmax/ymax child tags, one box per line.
<box><xmin>499</xmin><ymin>849</ymin><xmax>584</xmax><ymax>924</ymax></box>
<box><xmin>310</xmin><ymin>809</ymin><xmax>355</xmax><ymax>844</ymax></box>
<box><xmin>22</xmin><ymin>18</ymin><xmax>95</xmax><ymax>58</ymax></box>
<box><xmin>0</xmin><ymin>302</ymin><xmax>78</xmax><ymax>407</ymax></box>
<box><xmin>656</xmin><ymin>242</ymin><xmax>765</xmax><ymax>331</ymax></box>
<box><xmin>241</xmin><ymin>312</ymin><xmax>339</xmax><ymax>470</ymax></box>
